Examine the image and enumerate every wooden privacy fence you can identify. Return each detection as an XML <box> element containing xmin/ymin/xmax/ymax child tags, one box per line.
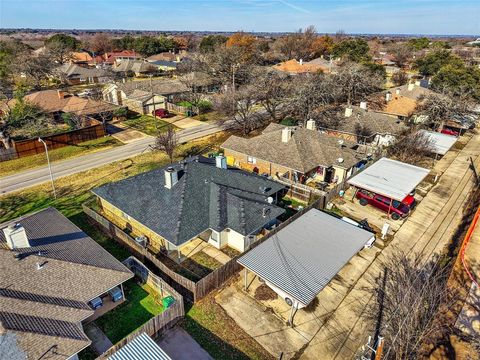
<box><xmin>166</xmin><ymin>102</ymin><xmax>199</xmax><ymax>115</ymax></box>
<box><xmin>83</xmin><ymin>204</ymin><xmax>240</xmax><ymax>303</ymax></box>
<box><xmin>1</xmin><ymin>120</ymin><xmax>105</xmax><ymax>162</ymax></box>
<box><xmin>97</xmin><ymin>256</ymin><xmax>184</xmax><ymax>359</ymax></box>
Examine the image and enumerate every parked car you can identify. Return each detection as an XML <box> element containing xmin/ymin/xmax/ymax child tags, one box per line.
<box><xmin>109</xmin><ymin>287</ymin><xmax>123</xmax><ymax>302</ymax></box>
<box><xmin>152</xmin><ymin>108</ymin><xmax>170</xmax><ymax>118</ymax></box>
<box><xmin>441</xmin><ymin>128</ymin><xmax>459</xmax><ymax>136</ymax></box>
<box><xmin>356</xmin><ymin>189</ymin><xmax>414</xmax><ymax>220</ymax></box>
<box><xmin>89</xmin><ymin>297</ymin><xmax>103</xmax><ymax>310</ymax></box>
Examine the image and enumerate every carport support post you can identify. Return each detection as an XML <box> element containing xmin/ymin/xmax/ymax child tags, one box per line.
<box><xmin>244</xmin><ymin>268</ymin><xmax>248</xmax><ymax>291</ymax></box>
<box><xmin>388</xmin><ymin>197</ymin><xmax>393</xmax><ymax>217</ymax></box>
<box><xmin>288</xmin><ymin>303</ymin><xmax>298</xmax><ymax>327</ymax></box>
<box><xmin>120</xmin><ymin>283</ymin><xmax>125</xmax><ymax>300</ymax></box>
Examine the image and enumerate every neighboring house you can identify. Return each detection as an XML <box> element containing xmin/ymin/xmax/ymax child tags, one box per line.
<box><xmin>221</xmin><ymin>122</ymin><xmax>364</xmax><ymax>185</ymax></box>
<box><xmin>25</xmin><ymin>90</ymin><xmax>117</xmax><ymax>118</ymax></box>
<box><xmin>272</xmin><ymin>59</ymin><xmax>325</xmax><ymax>74</ymax></box>
<box><xmin>104</xmin><ymin>50</ymin><xmax>141</xmax><ymax>65</ymax></box>
<box><xmin>148</xmin><ymin>60</ymin><xmax>178</xmax><ymax>71</ymax></box>
<box><xmin>178</xmin><ymin>71</ymin><xmax>219</xmax><ymax>93</ymax></box>
<box><xmin>370</xmin><ymin>82</ymin><xmax>434</xmax><ymax>119</ymax></box>
<box><xmin>0</xmin><ymin>207</ymin><xmax>133</xmax><ymax>360</ymax></box>
<box><xmin>103</xmin><ymin>78</ymin><xmax>189</xmax><ymax>108</ymax></box>
<box><xmin>113</xmin><ymin>60</ymin><xmax>159</xmax><ymax>77</ymax></box>
<box><xmin>56</xmin><ymin>63</ymin><xmax>112</xmax><ymax>84</ymax></box>
<box><xmin>92</xmin><ymin>156</ymin><xmax>286</xmax><ymax>258</ymax></box>
<box><xmin>146</xmin><ymin>51</ymin><xmax>187</xmax><ymax>63</ymax></box>
<box><xmin>70</xmin><ymin>51</ymin><xmax>93</xmax><ymax>65</ymax></box>
<box><xmin>238</xmin><ymin>208</ymin><xmax>374</xmax><ymax>324</ymax></box>
<box><xmin>323</xmin><ymin>105</ymin><xmax>407</xmax><ymax>146</ymax></box>
<box><xmin>120</xmin><ymin>89</ymin><xmax>166</xmax><ymax>115</ymax></box>
<box><xmin>304</xmin><ymin>57</ymin><xmax>339</xmax><ymax>73</ymax></box>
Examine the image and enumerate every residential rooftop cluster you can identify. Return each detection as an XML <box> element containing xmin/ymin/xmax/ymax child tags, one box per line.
<box><xmin>1</xmin><ymin>22</ymin><xmax>480</xmax><ymax>360</ymax></box>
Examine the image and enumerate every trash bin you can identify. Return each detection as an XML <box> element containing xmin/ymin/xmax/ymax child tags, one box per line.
<box><xmin>162</xmin><ymin>295</ymin><xmax>175</xmax><ymax>309</ymax></box>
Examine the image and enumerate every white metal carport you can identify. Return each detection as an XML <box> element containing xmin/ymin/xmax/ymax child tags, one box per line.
<box><xmin>347</xmin><ymin>157</ymin><xmax>430</xmax><ymax>201</ymax></box>
<box><xmin>417</xmin><ymin>130</ymin><xmax>457</xmax><ymax>155</ymax></box>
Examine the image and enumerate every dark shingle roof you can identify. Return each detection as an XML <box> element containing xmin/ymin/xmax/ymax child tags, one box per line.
<box><xmin>93</xmin><ymin>157</ymin><xmax>285</xmax><ymax>246</ymax></box>
<box><xmin>337</xmin><ymin>106</ymin><xmax>407</xmax><ymax>135</ymax></box>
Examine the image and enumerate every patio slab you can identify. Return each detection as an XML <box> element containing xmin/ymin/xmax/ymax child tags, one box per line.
<box><xmin>157</xmin><ymin>326</ymin><xmax>213</xmax><ymax>360</ymax></box>
<box><xmin>84</xmin><ymin>322</ymin><xmax>113</xmax><ymax>355</ymax></box>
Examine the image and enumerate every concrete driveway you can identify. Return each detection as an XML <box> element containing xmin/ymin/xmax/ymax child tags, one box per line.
<box><xmin>216</xmin><ymin>244</ymin><xmax>381</xmax><ymax>360</ymax></box>
<box><xmin>165</xmin><ymin>115</ymin><xmax>205</xmax><ymax>129</ymax></box>
<box><xmin>157</xmin><ymin>327</ymin><xmax>213</xmax><ymax>360</ymax></box>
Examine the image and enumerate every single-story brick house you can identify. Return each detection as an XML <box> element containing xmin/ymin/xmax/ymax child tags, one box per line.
<box><xmin>92</xmin><ymin>156</ymin><xmax>286</xmax><ymax>259</ymax></box>
<box><xmin>221</xmin><ymin>123</ymin><xmax>364</xmax><ymax>185</ymax></box>
<box><xmin>0</xmin><ymin>207</ymin><xmax>133</xmax><ymax>360</ymax></box>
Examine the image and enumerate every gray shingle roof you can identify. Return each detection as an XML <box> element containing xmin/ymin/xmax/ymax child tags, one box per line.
<box><xmin>238</xmin><ymin>209</ymin><xmax>375</xmax><ymax>306</ymax></box>
<box><xmin>337</xmin><ymin>106</ymin><xmax>407</xmax><ymax>135</ymax></box>
<box><xmin>93</xmin><ymin>157</ymin><xmax>285</xmax><ymax>246</ymax></box>
<box><xmin>114</xmin><ymin>78</ymin><xmax>189</xmax><ymax>97</ymax></box>
<box><xmin>222</xmin><ymin>124</ymin><xmax>362</xmax><ymax>173</ymax></box>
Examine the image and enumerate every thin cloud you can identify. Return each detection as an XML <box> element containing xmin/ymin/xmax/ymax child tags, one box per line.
<box><xmin>278</xmin><ymin>0</ymin><xmax>311</xmax><ymax>14</ymax></box>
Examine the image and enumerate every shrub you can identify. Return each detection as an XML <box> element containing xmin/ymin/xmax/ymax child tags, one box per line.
<box><xmin>281</xmin><ymin>117</ymin><xmax>297</xmax><ymax>126</ymax></box>
<box><xmin>197</xmin><ymin>100</ymin><xmax>212</xmax><ymax>113</ymax></box>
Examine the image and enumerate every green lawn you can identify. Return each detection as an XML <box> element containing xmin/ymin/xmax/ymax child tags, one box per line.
<box><xmin>94</xmin><ymin>280</ymin><xmax>164</xmax><ymax>344</ymax></box>
<box><xmin>123</xmin><ymin>114</ymin><xmax>174</xmax><ymax>136</ymax></box>
<box><xmin>182</xmin><ymin>297</ymin><xmax>274</xmax><ymax>360</ymax></box>
<box><xmin>0</xmin><ymin>137</ymin><xmax>121</xmax><ymax>177</ymax></box>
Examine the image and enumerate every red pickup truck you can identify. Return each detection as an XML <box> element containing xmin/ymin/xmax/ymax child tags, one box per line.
<box><xmin>356</xmin><ymin>189</ymin><xmax>415</xmax><ymax>220</ymax></box>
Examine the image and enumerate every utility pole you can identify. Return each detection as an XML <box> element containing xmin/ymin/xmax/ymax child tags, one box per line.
<box><xmin>149</xmin><ymin>74</ymin><xmax>158</xmax><ymax>131</ymax></box>
<box><xmin>38</xmin><ymin>138</ymin><xmax>57</xmax><ymax>199</ymax></box>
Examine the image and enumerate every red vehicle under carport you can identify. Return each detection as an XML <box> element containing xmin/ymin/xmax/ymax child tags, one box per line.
<box><xmin>347</xmin><ymin>158</ymin><xmax>430</xmax><ymax>220</ymax></box>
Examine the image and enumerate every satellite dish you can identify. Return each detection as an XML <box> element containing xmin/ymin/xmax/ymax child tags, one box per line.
<box><xmin>267</xmin><ymin>197</ymin><xmax>274</xmax><ymax>204</ymax></box>
<box><xmin>337</xmin><ymin>158</ymin><xmax>344</xmax><ymax>163</ymax></box>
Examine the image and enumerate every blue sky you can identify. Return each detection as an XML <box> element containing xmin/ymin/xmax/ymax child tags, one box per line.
<box><xmin>1</xmin><ymin>0</ymin><xmax>479</xmax><ymax>35</ymax></box>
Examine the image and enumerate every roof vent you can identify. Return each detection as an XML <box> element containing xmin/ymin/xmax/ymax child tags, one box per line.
<box><xmin>408</xmin><ymin>83</ymin><xmax>415</xmax><ymax>91</ymax></box>
<box><xmin>164</xmin><ymin>167</ymin><xmax>178</xmax><ymax>189</ymax></box>
<box><xmin>3</xmin><ymin>223</ymin><xmax>30</xmax><ymax>250</ymax></box>
<box><xmin>395</xmin><ymin>88</ymin><xmax>401</xmax><ymax>95</ymax></box>
<box><xmin>262</xmin><ymin>207</ymin><xmax>271</xmax><ymax>218</ymax></box>
<box><xmin>281</xmin><ymin>128</ymin><xmax>293</xmax><ymax>143</ymax></box>
<box><xmin>306</xmin><ymin>119</ymin><xmax>316</xmax><ymax>130</ymax></box>
<box><xmin>385</xmin><ymin>92</ymin><xmax>392</xmax><ymax>102</ymax></box>
<box><xmin>215</xmin><ymin>155</ymin><xmax>227</xmax><ymax>169</ymax></box>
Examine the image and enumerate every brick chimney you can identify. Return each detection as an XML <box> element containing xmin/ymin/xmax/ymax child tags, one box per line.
<box><xmin>345</xmin><ymin>107</ymin><xmax>353</xmax><ymax>117</ymax></box>
<box><xmin>360</xmin><ymin>101</ymin><xmax>367</xmax><ymax>110</ymax></box>
<box><xmin>281</xmin><ymin>128</ymin><xmax>293</xmax><ymax>143</ymax></box>
<box><xmin>164</xmin><ymin>167</ymin><xmax>178</xmax><ymax>189</ymax></box>
<box><xmin>57</xmin><ymin>90</ymin><xmax>66</xmax><ymax>99</ymax></box>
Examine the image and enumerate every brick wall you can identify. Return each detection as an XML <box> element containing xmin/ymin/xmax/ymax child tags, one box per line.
<box><xmin>223</xmin><ymin>149</ymin><xmax>292</xmax><ymax>178</ymax></box>
<box><xmin>98</xmin><ymin>198</ymin><xmax>167</xmax><ymax>251</ymax></box>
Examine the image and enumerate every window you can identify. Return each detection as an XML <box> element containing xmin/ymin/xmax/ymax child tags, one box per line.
<box><xmin>247</xmin><ymin>156</ymin><xmax>256</xmax><ymax>164</ymax></box>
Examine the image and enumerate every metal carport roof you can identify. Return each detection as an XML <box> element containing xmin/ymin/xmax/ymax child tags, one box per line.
<box><xmin>347</xmin><ymin>157</ymin><xmax>430</xmax><ymax>201</ymax></box>
<box><xmin>237</xmin><ymin>209</ymin><xmax>374</xmax><ymax>306</ymax></box>
<box><xmin>418</xmin><ymin>130</ymin><xmax>457</xmax><ymax>155</ymax></box>
<box><xmin>108</xmin><ymin>332</ymin><xmax>172</xmax><ymax>360</ymax></box>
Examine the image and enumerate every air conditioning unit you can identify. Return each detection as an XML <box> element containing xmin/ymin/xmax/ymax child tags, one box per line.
<box><xmin>134</xmin><ymin>235</ymin><xmax>147</xmax><ymax>248</ymax></box>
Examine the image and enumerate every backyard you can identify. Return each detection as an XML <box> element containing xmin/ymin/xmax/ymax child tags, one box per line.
<box><xmin>0</xmin><ymin>131</ymin><xmax>272</xmax><ymax>360</ymax></box>
<box><xmin>122</xmin><ymin>113</ymin><xmax>175</xmax><ymax>136</ymax></box>
<box><xmin>0</xmin><ymin>136</ymin><xmax>122</xmax><ymax>177</ymax></box>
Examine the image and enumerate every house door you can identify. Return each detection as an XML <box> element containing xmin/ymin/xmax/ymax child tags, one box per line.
<box><xmin>324</xmin><ymin>167</ymin><xmax>335</xmax><ymax>183</ymax></box>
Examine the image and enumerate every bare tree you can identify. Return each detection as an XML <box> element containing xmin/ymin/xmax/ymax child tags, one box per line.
<box><xmin>387</xmin><ymin>131</ymin><xmax>434</xmax><ymax>164</ymax></box>
<box><xmin>416</xmin><ymin>92</ymin><xmax>472</xmax><ymax>130</ymax></box>
<box><xmin>155</xmin><ymin>126</ymin><xmax>177</xmax><ymax>163</ymax></box>
<box><xmin>15</xmin><ymin>53</ymin><xmax>55</xmax><ymax>89</ymax></box>
<box><xmin>333</xmin><ymin>62</ymin><xmax>384</xmax><ymax>106</ymax></box>
<box><xmin>364</xmin><ymin>251</ymin><xmax>458</xmax><ymax>360</ymax></box>
<box><xmin>271</xmin><ymin>25</ymin><xmax>318</xmax><ymax>61</ymax></box>
<box><xmin>254</xmin><ymin>70</ymin><xmax>293</xmax><ymax>122</ymax></box>
<box><xmin>87</xmin><ymin>33</ymin><xmax>113</xmax><ymax>54</ymax></box>
<box><xmin>214</xmin><ymin>85</ymin><xmax>263</xmax><ymax>135</ymax></box>
<box><xmin>391</xmin><ymin>70</ymin><xmax>409</xmax><ymax>86</ymax></box>
<box><xmin>388</xmin><ymin>43</ymin><xmax>412</xmax><ymax>68</ymax></box>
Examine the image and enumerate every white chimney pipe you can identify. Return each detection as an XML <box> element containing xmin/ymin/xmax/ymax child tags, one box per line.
<box><xmin>215</xmin><ymin>155</ymin><xmax>227</xmax><ymax>169</ymax></box>
<box><xmin>385</xmin><ymin>92</ymin><xmax>392</xmax><ymax>102</ymax></box>
<box><xmin>299</xmin><ymin>59</ymin><xmax>303</xmax><ymax>66</ymax></box>
<box><xmin>306</xmin><ymin>119</ymin><xmax>316</xmax><ymax>130</ymax></box>
<box><xmin>360</xmin><ymin>102</ymin><xmax>367</xmax><ymax>110</ymax></box>
<box><xmin>281</xmin><ymin>128</ymin><xmax>293</xmax><ymax>143</ymax></box>
<box><xmin>345</xmin><ymin>107</ymin><xmax>353</xmax><ymax>117</ymax></box>
<box><xmin>395</xmin><ymin>89</ymin><xmax>401</xmax><ymax>95</ymax></box>
<box><xmin>3</xmin><ymin>224</ymin><xmax>29</xmax><ymax>249</ymax></box>
<box><xmin>164</xmin><ymin>167</ymin><xmax>178</xmax><ymax>189</ymax></box>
